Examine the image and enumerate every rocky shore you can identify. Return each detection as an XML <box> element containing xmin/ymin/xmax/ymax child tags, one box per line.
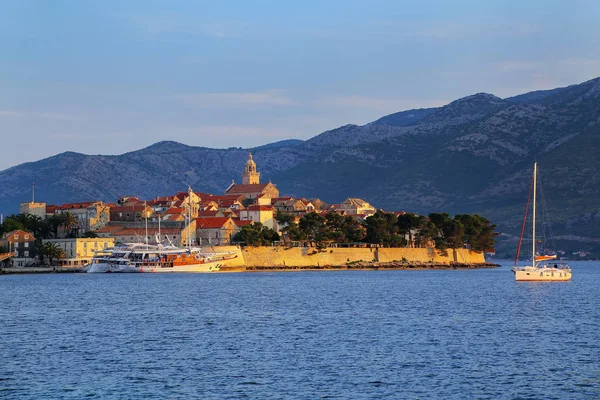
<box><xmin>224</xmin><ymin>261</ymin><xmax>500</xmax><ymax>272</ymax></box>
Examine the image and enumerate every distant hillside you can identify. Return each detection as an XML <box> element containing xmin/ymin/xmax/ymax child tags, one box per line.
<box><xmin>1</xmin><ymin>77</ymin><xmax>599</xmax><ymax>256</ymax></box>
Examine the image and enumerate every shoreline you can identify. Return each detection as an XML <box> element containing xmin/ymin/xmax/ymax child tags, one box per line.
<box><xmin>0</xmin><ymin>262</ymin><xmax>500</xmax><ymax>274</ymax></box>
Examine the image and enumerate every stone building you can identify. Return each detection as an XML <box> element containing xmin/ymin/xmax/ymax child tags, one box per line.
<box><xmin>196</xmin><ymin>217</ymin><xmax>238</xmax><ymax>246</ymax></box>
<box><xmin>336</xmin><ymin>198</ymin><xmax>376</xmax><ymax>216</ymax></box>
<box><xmin>43</xmin><ymin>237</ymin><xmax>115</xmax><ymax>269</ymax></box>
<box><xmin>20</xmin><ymin>201</ymin><xmax>46</xmax><ymax>218</ymax></box>
<box><xmin>225</xmin><ymin>152</ymin><xmax>279</xmax><ymax>201</ymax></box>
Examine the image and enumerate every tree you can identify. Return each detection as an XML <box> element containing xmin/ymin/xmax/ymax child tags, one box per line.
<box><xmin>0</xmin><ymin>216</ymin><xmax>25</xmax><ymax>236</ymax></box>
<box><xmin>274</xmin><ymin>211</ymin><xmax>297</xmax><ymax>245</ymax></box>
<box><xmin>455</xmin><ymin>214</ymin><xmax>498</xmax><ymax>252</ymax></box>
<box><xmin>60</xmin><ymin>212</ymin><xmax>79</xmax><ymax>238</ymax></box>
<box><xmin>298</xmin><ymin>212</ymin><xmax>329</xmax><ymax>248</ymax></box>
<box><xmin>364</xmin><ymin>210</ymin><xmax>404</xmax><ymax>247</ymax></box>
<box><xmin>37</xmin><ymin>242</ymin><xmax>66</xmax><ymax>266</ymax></box>
<box><xmin>396</xmin><ymin>213</ymin><xmax>423</xmax><ymax>247</ymax></box>
<box><xmin>232</xmin><ymin>223</ymin><xmax>280</xmax><ymax>246</ymax></box>
<box><xmin>428</xmin><ymin>213</ymin><xmax>465</xmax><ymax>249</ymax></box>
<box><xmin>324</xmin><ymin>212</ymin><xmax>365</xmax><ymax>243</ymax></box>
<box><xmin>415</xmin><ymin>220</ymin><xmax>439</xmax><ymax>248</ymax></box>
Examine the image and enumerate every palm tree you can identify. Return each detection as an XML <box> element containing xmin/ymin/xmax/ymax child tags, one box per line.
<box><xmin>46</xmin><ymin>214</ymin><xmax>63</xmax><ymax>238</ymax></box>
<box><xmin>40</xmin><ymin>242</ymin><xmax>66</xmax><ymax>266</ymax></box>
<box><xmin>60</xmin><ymin>212</ymin><xmax>79</xmax><ymax>238</ymax></box>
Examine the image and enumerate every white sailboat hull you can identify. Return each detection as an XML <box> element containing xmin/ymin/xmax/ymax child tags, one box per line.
<box><xmin>513</xmin><ymin>266</ymin><xmax>572</xmax><ymax>281</ymax></box>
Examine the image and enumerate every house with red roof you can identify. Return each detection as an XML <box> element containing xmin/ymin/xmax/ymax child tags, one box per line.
<box><xmin>196</xmin><ymin>217</ymin><xmax>238</xmax><ymax>245</ymax></box>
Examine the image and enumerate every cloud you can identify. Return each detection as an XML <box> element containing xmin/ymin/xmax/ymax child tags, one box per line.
<box><xmin>175</xmin><ymin>90</ymin><xmax>294</xmax><ymax>108</ymax></box>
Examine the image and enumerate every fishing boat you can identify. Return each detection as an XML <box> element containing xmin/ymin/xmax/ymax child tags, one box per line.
<box><xmin>512</xmin><ymin>162</ymin><xmax>572</xmax><ymax>281</ymax></box>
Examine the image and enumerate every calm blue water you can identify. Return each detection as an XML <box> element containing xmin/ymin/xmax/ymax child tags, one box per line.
<box><xmin>1</xmin><ymin>261</ymin><xmax>599</xmax><ymax>399</ymax></box>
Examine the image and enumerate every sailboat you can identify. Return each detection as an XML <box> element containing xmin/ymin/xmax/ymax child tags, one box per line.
<box><xmin>512</xmin><ymin>162</ymin><xmax>572</xmax><ymax>281</ymax></box>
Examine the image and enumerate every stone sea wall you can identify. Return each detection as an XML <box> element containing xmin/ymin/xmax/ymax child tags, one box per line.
<box><xmin>210</xmin><ymin>246</ymin><xmax>486</xmax><ymax>269</ymax></box>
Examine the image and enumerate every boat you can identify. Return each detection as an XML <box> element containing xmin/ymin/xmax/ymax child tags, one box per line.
<box><xmin>512</xmin><ymin>162</ymin><xmax>572</xmax><ymax>281</ymax></box>
<box><xmin>85</xmin><ymin>242</ymin><xmax>236</xmax><ymax>273</ymax></box>
<box><xmin>85</xmin><ymin>187</ymin><xmax>237</xmax><ymax>273</ymax></box>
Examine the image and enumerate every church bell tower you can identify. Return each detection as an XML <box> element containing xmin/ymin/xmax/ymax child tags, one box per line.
<box><xmin>242</xmin><ymin>151</ymin><xmax>260</xmax><ymax>184</ymax></box>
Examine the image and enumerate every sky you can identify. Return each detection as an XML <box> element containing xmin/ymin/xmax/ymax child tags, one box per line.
<box><xmin>1</xmin><ymin>0</ymin><xmax>599</xmax><ymax>170</ymax></box>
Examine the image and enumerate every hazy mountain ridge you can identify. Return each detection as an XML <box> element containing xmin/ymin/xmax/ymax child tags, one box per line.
<box><xmin>1</xmin><ymin>77</ymin><xmax>599</xmax><ymax>254</ymax></box>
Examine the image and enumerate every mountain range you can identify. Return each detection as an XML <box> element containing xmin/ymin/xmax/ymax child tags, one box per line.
<box><xmin>2</xmin><ymin>77</ymin><xmax>600</xmax><ymax>256</ymax></box>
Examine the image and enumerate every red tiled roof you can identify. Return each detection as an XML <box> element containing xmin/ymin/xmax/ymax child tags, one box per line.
<box><xmin>2</xmin><ymin>229</ymin><xmax>35</xmax><ymax>242</ymax></box>
<box><xmin>206</xmin><ymin>194</ymin><xmax>245</xmax><ymax>202</ymax></box>
<box><xmin>246</xmin><ymin>205</ymin><xmax>274</xmax><ymax>211</ymax></box>
<box><xmin>194</xmin><ymin>191</ymin><xmax>212</xmax><ymax>199</ymax></box>
<box><xmin>196</xmin><ymin>217</ymin><xmax>232</xmax><ymax>229</ymax></box>
<box><xmin>58</xmin><ymin>201</ymin><xmax>97</xmax><ymax>210</ymax></box>
<box><xmin>165</xmin><ymin>207</ymin><xmax>185</xmax><ymax>215</ymax></box>
<box><xmin>110</xmin><ymin>205</ymin><xmax>148</xmax><ymax>213</ymax></box>
<box><xmin>233</xmin><ymin>220</ymin><xmax>254</xmax><ymax>227</ymax></box>
<box><xmin>46</xmin><ymin>205</ymin><xmax>59</xmax><ymax>213</ymax></box>
<box><xmin>197</xmin><ymin>210</ymin><xmax>219</xmax><ymax>217</ymax></box>
<box><xmin>226</xmin><ymin>183</ymin><xmax>269</xmax><ymax>194</ymax></box>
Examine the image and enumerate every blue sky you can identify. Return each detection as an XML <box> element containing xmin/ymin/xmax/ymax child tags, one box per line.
<box><xmin>1</xmin><ymin>0</ymin><xmax>599</xmax><ymax>169</ymax></box>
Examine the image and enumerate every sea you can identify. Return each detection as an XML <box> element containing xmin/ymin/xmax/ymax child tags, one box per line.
<box><xmin>1</xmin><ymin>260</ymin><xmax>599</xmax><ymax>399</ymax></box>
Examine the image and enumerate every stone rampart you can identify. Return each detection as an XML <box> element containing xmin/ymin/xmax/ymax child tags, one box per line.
<box><xmin>211</xmin><ymin>246</ymin><xmax>486</xmax><ymax>268</ymax></box>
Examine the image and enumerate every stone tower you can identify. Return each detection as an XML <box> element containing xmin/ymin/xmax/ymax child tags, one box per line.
<box><xmin>242</xmin><ymin>151</ymin><xmax>260</xmax><ymax>184</ymax></box>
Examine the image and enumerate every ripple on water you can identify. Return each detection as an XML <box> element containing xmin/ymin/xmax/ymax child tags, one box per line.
<box><xmin>0</xmin><ymin>263</ymin><xmax>599</xmax><ymax>399</ymax></box>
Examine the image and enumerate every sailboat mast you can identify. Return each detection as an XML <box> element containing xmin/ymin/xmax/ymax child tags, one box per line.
<box><xmin>532</xmin><ymin>162</ymin><xmax>537</xmax><ymax>266</ymax></box>
<box><xmin>144</xmin><ymin>200</ymin><xmax>149</xmax><ymax>247</ymax></box>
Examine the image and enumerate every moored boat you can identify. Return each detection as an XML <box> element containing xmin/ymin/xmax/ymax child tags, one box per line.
<box><xmin>512</xmin><ymin>162</ymin><xmax>572</xmax><ymax>281</ymax></box>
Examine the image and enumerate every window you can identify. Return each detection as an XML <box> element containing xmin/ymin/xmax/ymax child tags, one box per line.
<box><xmin>24</xmin><ymin>242</ymin><xmax>29</xmax><ymax>248</ymax></box>
<box><xmin>24</xmin><ymin>251</ymin><xmax>29</xmax><ymax>257</ymax></box>
<box><xmin>24</xmin><ymin>235</ymin><xmax>29</xmax><ymax>239</ymax></box>
<box><xmin>14</xmin><ymin>234</ymin><xmax>19</xmax><ymax>240</ymax></box>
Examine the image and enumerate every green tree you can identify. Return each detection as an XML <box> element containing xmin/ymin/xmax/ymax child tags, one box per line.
<box><xmin>0</xmin><ymin>216</ymin><xmax>25</xmax><ymax>235</ymax></box>
<box><xmin>298</xmin><ymin>212</ymin><xmax>329</xmax><ymax>248</ymax></box>
<box><xmin>396</xmin><ymin>213</ymin><xmax>423</xmax><ymax>247</ymax></box>
<box><xmin>324</xmin><ymin>212</ymin><xmax>365</xmax><ymax>243</ymax></box>
<box><xmin>46</xmin><ymin>214</ymin><xmax>64</xmax><ymax>238</ymax></box>
<box><xmin>232</xmin><ymin>222</ymin><xmax>280</xmax><ymax>246</ymax></box>
<box><xmin>38</xmin><ymin>242</ymin><xmax>66</xmax><ymax>266</ymax></box>
<box><xmin>274</xmin><ymin>211</ymin><xmax>297</xmax><ymax>245</ymax></box>
<box><xmin>415</xmin><ymin>220</ymin><xmax>439</xmax><ymax>248</ymax></box>
<box><xmin>429</xmin><ymin>213</ymin><xmax>465</xmax><ymax>249</ymax></box>
<box><xmin>364</xmin><ymin>210</ymin><xmax>404</xmax><ymax>247</ymax></box>
<box><xmin>454</xmin><ymin>214</ymin><xmax>498</xmax><ymax>252</ymax></box>
<box><xmin>60</xmin><ymin>212</ymin><xmax>79</xmax><ymax>238</ymax></box>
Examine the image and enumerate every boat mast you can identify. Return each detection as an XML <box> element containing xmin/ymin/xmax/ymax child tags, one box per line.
<box><xmin>187</xmin><ymin>186</ymin><xmax>192</xmax><ymax>249</ymax></box>
<box><xmin>532</xmin><ymin>162</ymin><xmax>537</xmax><ymax>267</ymax></box>
<box><xmin>144</xmin><ymin>200</ymin><xmax>149</xmax><ymax>247</ymax></box>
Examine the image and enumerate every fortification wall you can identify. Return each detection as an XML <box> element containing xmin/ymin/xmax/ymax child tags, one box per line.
<box><xmin>210</xmin><ymin>246</ymin><xmax>486</xmax><ymax>268</ymax></box>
